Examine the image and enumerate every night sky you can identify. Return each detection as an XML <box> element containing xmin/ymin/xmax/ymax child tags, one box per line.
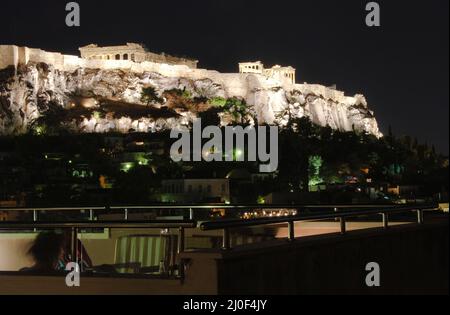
<box><xmin>1</xmin><ymin>0</ymin><xmax>448</xmax><ymax>154</ymax></box>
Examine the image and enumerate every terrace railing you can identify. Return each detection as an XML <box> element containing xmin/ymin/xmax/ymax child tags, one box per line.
<box><xmin>200</xmin><ymin>203</ymin><xmax>439</xmax><ymax>249</ymax></box>
<box><xmin>0</xmin><ymin>203</ymin><xmax>440</xmax><ymax>278</ymax></box>
<box><xmin>0</xmin><ymin>203</ymin><xmax>406</xmax><ymax>222</ymax></box>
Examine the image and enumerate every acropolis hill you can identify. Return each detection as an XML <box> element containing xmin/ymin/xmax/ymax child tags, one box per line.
<box><xmin>0</xmin><ymin>44</ymin><xmax>382</xmax><ymax>136</ymax></box>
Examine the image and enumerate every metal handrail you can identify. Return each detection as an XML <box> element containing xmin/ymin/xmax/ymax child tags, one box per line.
<box><xmin>0</xmin><ymin>204</ymin><xmax>403</xmax><ymax>224</ymax></box>
<box><xmin>0</xmin><ymin>207</ymin><xmax>107</xmax><ymax>212</ymax></box>
<box><xmin>200</xmin><ymin>203</ymin><xmax>439</xmax><ymax>249</ymax></box>
<box><xmin>0</xmin><ymin>204</ymin><xmax>401</xmax><ymax>212</ymax></box>
<box><xmin>200</xmin><ymin>204</ymin><xmax>437</xmax><ymax>230</ymax></box>
<box><xmin>0</xmin><ymin>220</ymin><xmax>196</xmax><ymax>229</ymax></box>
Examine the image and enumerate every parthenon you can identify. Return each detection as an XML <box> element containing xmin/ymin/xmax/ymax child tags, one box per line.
<box><xmin>79</xmin><ymin>43</ymin><xmax>199</xmax><ymax>68</ymax></box>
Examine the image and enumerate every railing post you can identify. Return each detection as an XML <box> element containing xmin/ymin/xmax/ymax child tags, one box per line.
<box><xmin>178</xmin><ymin>259</ymin><xmax>186</xmax><ymax>280</ymax></box>
<box><xmin>189</xmin><ymin>208</ymin><xmax>194</xmax><ymax>220</ymax></box>
<box><xmin>417</xmin><ymin>209</ymin><xmax>424</xmax><ymax>224</ymax></box>
<box><xmin>340</xmin><ymin>216</ymin><xmax>346</xmax><ymax>235</ymax></box>
<box><xmin>382</xmin><ymin>212</ymin><xmax>389</xmax><ymax>229</ymax></box>
<box><xmin>32</xmin><ymin>210</ymin><xmax>38</xmax><ymax>232</ymax></box>
<box><xmin>124</xmin><ymin>208</ymin><xmax>128</xmax><ymax>221</ymax></box>
<box><xmin>89</xmin><ymin>209</ymin><xmax>94</xmax><ymax>221</ymax></box>
<box><xmin>177</xmin><ymin>227</ymin><xmax>185</xmax><ymax>254</ymax></box>
<box><xmin>288</xmin><ymin>221</ymin><xmax>295</xmax><ymax>241</ymax></box>
<box><xmin>71</xmin><ymin>227</ymin><xmax>78</xmax><ymax>266</ymax></box>
<box><xmin>222</xmin><ymin>228</ymin><xmax>231</xmax><ymax>250</ymax></box>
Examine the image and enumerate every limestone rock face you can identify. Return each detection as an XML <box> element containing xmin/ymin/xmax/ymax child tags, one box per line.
<box><xmin>0</xmin><ymin>62</ymin><xmax>382</xmax><ymax>137</ymax></box>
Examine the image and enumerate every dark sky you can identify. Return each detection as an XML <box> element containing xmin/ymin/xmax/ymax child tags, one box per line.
<box><xmin>1</xmin><ymin>0</ymin><xmax>448</xmax><ymax>154</ymax></box>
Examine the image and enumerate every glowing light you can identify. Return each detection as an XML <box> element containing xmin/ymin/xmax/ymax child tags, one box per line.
<box><xmin>136</xmin><ymin>157</ymin><xmax>149</xmax><ymax>166</ymax></box>
<box><xmin>257</xmin><ymin>196</ymin><xmax>266</xmax><ymax>204</ymax></box>
<box><xmin>239</xmin><ymin>208</ymin><xmax>297</xmax><ymax>219</ymax></box>
<box><xmin>120</xmin><ymin>162</ymin><xmax>134</xmax><ymax>173</ymax></box>
<box><xmin>35</xmin><ymin>126</ymin><xmax>46</xmax><ymax>136</ymax></box>
<box><xmin>93</xmin><ymin>111</ymin><xmax>102</xmax><ymax>120</ymax></box>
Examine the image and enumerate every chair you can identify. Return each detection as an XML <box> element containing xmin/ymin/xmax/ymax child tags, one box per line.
<box><xmin>114</xmin><ymin>234</ymin><xmax>177</xmax><ymax>274</ymax></box>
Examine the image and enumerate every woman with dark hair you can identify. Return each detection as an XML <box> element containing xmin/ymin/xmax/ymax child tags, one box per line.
<box><xmin>22</xmin><ymin>232</ymin><xmax>65</xmax><ymax>273</ymax></box>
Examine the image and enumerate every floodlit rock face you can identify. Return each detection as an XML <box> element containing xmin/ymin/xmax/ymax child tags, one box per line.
<box><xmin>0</xmin><ymin>62</ymin><xmax>382</xmax><ymax>137</ymax></box>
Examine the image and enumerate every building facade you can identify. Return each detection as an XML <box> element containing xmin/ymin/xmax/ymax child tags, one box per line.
<box><xmin>161</xmin><ymin>179</ymin><xmax>230</xmax><ymax>203</ymax></box>
<box><xmin>79</xmin><ymin>43</ymin><xmax>198</xmax><ymax>68</ymax></box>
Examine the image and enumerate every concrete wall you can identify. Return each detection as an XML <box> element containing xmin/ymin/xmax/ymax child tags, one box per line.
<box><xmin>0</xmin><ymin>236</ymin><xmax>34</xmax><ymax>271</ymax></box>
<box><xmin>213</xmin><ymin>222</ymin><xmax>449</xmax><ymax>294</ymax></box>
<box><xmin>0</xmin><ymin>274</ymin><xmax>186</xmax><ymax>295</ymax></box>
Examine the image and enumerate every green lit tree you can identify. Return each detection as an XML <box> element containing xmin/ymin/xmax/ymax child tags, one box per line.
<box><xmin>308</xmin><ymin>155</ymin><xmax>324</xmax><ymax>187</ymax></box>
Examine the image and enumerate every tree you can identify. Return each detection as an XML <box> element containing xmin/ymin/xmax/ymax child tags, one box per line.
<box><xmin>140</xmin><ymin>86</ymin><xmax>163</xmax><ymax>106</ymax></box>
<box><xmin>309</xmin><ymin>155</ymin><xmax>324</xmax><ymax>186</ymax></box>
<box><xmin>278</xmin><ymin>117</ymin><xmax>318</xmax><ymax>192</ymax></box>
<box><xmin>31</xmin><ymin>101</ymin><xmax>68</xmax><ymax>136</ymax></box>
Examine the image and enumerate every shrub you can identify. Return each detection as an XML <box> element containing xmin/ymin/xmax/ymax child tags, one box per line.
<box><xmin>209</xmin><ymin>97</ymin><xmax>227</xmax><ymax>107</ymax></box>
<box><xmin>164</xmin><ymin>88</ymin><xmax>193</xmax><ymax>100</ymax></box>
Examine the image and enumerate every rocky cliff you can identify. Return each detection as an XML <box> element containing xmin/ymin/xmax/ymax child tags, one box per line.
<box><xmin>0</xmin><ymin>62</ymin><xmax>382</xmax><ymax>136</ymax></box>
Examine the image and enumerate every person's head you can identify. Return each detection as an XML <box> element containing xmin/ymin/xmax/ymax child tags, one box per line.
<box><xmin>28</xmin><ymin>231</ymin><xmax>65</xmax><ymax>272</ymax></box>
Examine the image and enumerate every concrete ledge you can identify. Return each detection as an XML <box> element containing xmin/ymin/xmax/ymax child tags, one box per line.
<box><xmin>0</xmin><ymin>274</ymin><xmax>183</xmax><ymax>295</ymax></box>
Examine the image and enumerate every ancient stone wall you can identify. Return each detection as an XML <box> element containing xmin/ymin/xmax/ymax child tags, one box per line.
<box><xmin>0</xmin><ymin>45</ymin><xmax>363</xmax><ymax>109</ymax></box>
<box><xmin>79</xmin><ymin>43</ymin><xmax>198</xmax><ymax>68</ymax></box>
<box><xmin>294</xmin><ymin>83</ymin><xmax>348</xmax><ymax>104</ymax></box>
<box><xmin>0</xmin><ymin>45</ymin><xmax>19</xmax><ymax>70</ymax></box>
